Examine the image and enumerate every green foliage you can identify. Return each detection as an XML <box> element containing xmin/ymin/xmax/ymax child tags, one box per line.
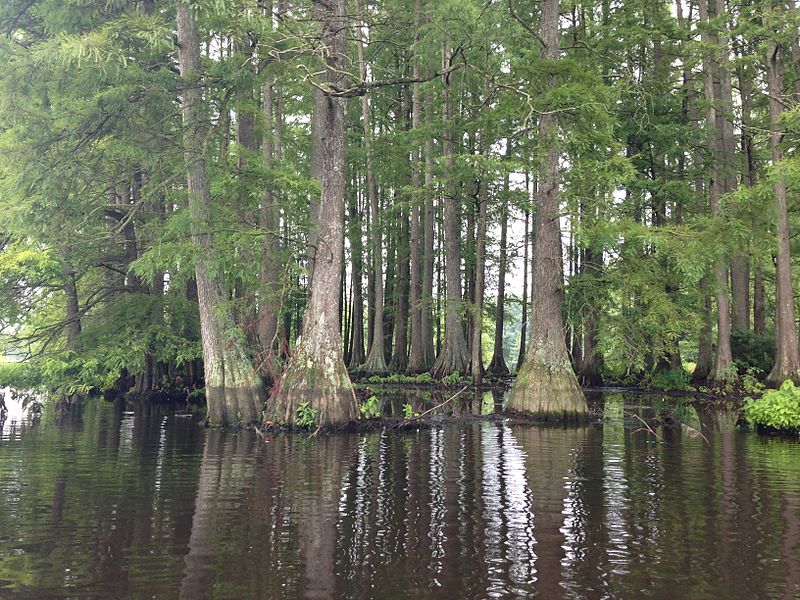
<box><xmin>359</xmin><ymin>395</ymin><xmax>380</xmax><ymax>419</ymax></box>
<box><xmin>731</xmin><ymin>330</ymin><xmax>775</xmax><ymax>375</ymax></box>
<box><xmin>744</xmin><ymin>380</ymin><xmax>800</xmax><ymax>432</ymax></box>
<box><xmin>442</xmin><ymin>372</ymin><xmax>466</xmax><ymax>386</ymax></box>
<box><xmin>294</xmin><ymin>402</ymin><xmax>317</xmax><ymax>429</ymax></box>
<box><xmin>402</xmin><ymin>403</ymin><xmax>419</xmax><ymax>419</ymax></box>
<box><xmin>365</xmin><ymin>372</ymin><xmax>437</xmax><ymax>385</ymax></box>
<box><xmin>648</xmin><ymin>369</ymin><xmax>694</xmax><ymax>392</ymax></box>
<box><xmin>741</xmin><ymin>368</ymin><xmax>766</xmax><ymax>397</ymax></box>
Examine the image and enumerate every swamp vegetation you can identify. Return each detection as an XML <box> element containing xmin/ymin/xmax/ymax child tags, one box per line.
<box><xmin>2</xmin><ymin>3</ymin><xmax>800</xmax><ymax>597</ymax></box>
<box><xmin>2</xmin><ymin>0</ymin><xmax>800</xmax><ymax>431</ymax></box>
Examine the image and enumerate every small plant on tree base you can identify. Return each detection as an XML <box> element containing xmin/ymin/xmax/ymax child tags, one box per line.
<box><xmin>295</xmin><ymin>402</ymin><xmax>318</xmax><ymax>429</ymax></box>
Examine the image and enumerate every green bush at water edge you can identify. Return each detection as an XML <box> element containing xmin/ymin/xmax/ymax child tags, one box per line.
<box><xmin>744</xmin><ymin>380</ymin><xmax>800</xmax><ymax>432</ymax></box>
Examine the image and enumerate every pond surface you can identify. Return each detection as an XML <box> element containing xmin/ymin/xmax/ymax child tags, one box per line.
<box><xmin>1</xmin><ymin>390</ymin><xmax>799</xmax><ymax>599</ymax></box>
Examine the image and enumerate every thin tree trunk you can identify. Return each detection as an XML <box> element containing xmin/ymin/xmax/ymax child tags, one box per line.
<box><xmin>63</xmin><ymin>263</ymin><xmax>81</xmax><ymax>347</ymax></box>
<box><xmin>421</xmin><ymin>95</ymin><xmax>436</xmax><ymax>369</ymax></box>
<box><xmin>679</xmin><ymin>0</ymin><xmax>713</xmax><ymax>383</ymax></box>
<box><xmin>516</xmin><ymin>205</ymin><xmax>529</xmax><ymax>372</ymax></box>
<box><xmin>268</xmin><ymin>0</ymin><xmax>358</xmax><ymax>427</ymax></box>
<box><xmin>578</xmin><ymin>241</ymin><xmax>603</xmax><ymax>386</ymax></box>
<box><xmin>256</xmin><ymin>2</ymin><xmax>283</xmax><ymax>386</ymax></box>
<box><xmin>765</xmin><ymin>25</ymin><xmax>800</xmax><ymax>385</ymax></box>
<box><xmin>407</xmin><ymin>2</ymin><xmax>425</xmax><ymax>373</ymax></box>
<box><xmin>488</xmin><ymin>170</ymin><xmax>510</xmax><ymax>377</ymax></box>
<box><xmin>713</xmin><ymin>0</ymin><xmax>748</xmax><ymax>333</ymax></box>
<box><xmin>176</xmin><ymin>3</ymin><xmax>264</xmax><ymax>425</ymax></box>
<box><xmin>358</xmin><ymin>1</ymin><xmax>387</xmax><ymax>374</ymax></box>
<box><xmin>431</xmin><ymin>42</ymin><xmax>469</xmax><ymax>378</ymax></box>
<box><xmin>507</xmin><ymin>0</ymin><xmax>586</xmax><ymax>420</ymax></box>
<box><xmin>389</xmin><ymin>201</ymin><xmax>410</xmax><ymax>372</ymax></box>
<box><xmin>347</xmin><ymin>184</ymin><xmax>366</xmax><ymax>369</ymax></box>
<box><xmin>699</xmin><ymin>0</ymin><xmax>736</xmax><ymax>385</ymax></box>
<box><xmin>471</xmin><ymin>141</ymin><xmax>488</xmax><ymax>384</ymax></box>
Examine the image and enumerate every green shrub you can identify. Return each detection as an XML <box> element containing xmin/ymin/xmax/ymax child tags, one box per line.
<box><xmin>442</xmin><ymin>372</ymin><xmax>465</xmax><ymax>385</ymax></box>
<box><xmin>741</xmin><ymin>367</ymin><xmax>766</xmax><ymax>396</ymax></box>
<box><xmin>744</xmin><ymin>380</ymin><xmax>800</xmax><ymax>432</ymax></box>
<box><xmin>359</xmin><ymin>394</ymin><xmax>380</xmax><ymax>418</ymax></box>
<box><xmin>402</xmin><ymin>403</ymin><xmax>419</xmax><ymax>419</ymax></box>
<box><xmin>649</xmin><ymin>368</ymin><xmax>694</xmax><ymax>392</ymax></box>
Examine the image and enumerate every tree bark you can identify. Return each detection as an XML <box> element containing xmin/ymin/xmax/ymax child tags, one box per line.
<box><xmin>488</xmin><ymin>171</ymin><xmax>510</xmax><ymax>377</ymax></box>
<box><xmin>389</xmin><ymin>201</ymin><xmax>410</xmax><ymax>372</ymax></box>
<box><xmin>431</xmin><ymin>43</ymin><xmax>469</xmax><ymax>379</ymax></box>
<box><xmin>506</xmin><ymin>0</ymin><xmax>586</xmax><ymax>420</ymax></box>
<box><xmin>407</xmin><ymin>1</ymin><xmax>425</xmax><ymax>373</ymax></box>
<box><xmin>471</xmin><ymin>142</ymin><xmax>488</xmax><ymax>385</ymax></box>
<box><xmin>267</xmin><ymin>0</ymin><xmax>358</xmax><ymax>427</ymax></box>
<box><xmin>765</xmin><ymin>27</ymin><xmax>800</xmax><ymax>385</ymax></box>
<box><xmin>420</xmin><ymin>95</ymin><xmax>436</xmax><ymax>369</ymax></box>
<box><xmin>699</xmin><ymin>0</ymin><xmax>736</xmax><ymax>385</ymax></box>
<box><xmin>63</xmin><ymin>263</ymin><xmax>81</xmax><ymax>348</ymax></box>
<box><xmin>347</xmin><ymin>184</ymin><xmax>366</xmax><ymax>369</ymax></box>
<box><xmin>516</xmin><ymin>205</ymin><xmax>529</xmax><ymax>372</ymax></box>
<box><xmin>712</xmin><ymin>0</ymin><xmax>748</xmax><ymax>334</ymax></box>
<box><xmin>256</xmin><ymin>2</ymin><xmax>284</xmax><ymax>386</ymax></box>
<box><xmin>678</xmin><ymin>0</ymin><xmax>713</xmax><ymax>383</ymax></box>
<box><xmin>357</xmin><ymin>1</ymin><xmax>388</xmax><ymax>374</ymax></box>
<box><xmin>578</xmin><ymin>242</ymin><xmax>603</xmax><ymax>386</ymax></box>
<box><xmin>176</xmin><ymin>3</ymin><xmax>265</xmax><ymax>426</ymax></box>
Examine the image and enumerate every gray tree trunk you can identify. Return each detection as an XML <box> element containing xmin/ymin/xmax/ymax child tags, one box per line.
<box><xmin>506</xmin><ymin>0</ymin><xmax>586</xmax><ymax>420</ymax></box>
<box><xmin>177</xmin><ymin>3</ymin><xmax>265</xmax><ymax>425</ymax></box>
<box><xmin>431</xmin><ymin>42</ymin><xmax>469</xmax><ymax>378</ymax></box>
<box><xmin>267</xmin><ymin>0</ymin><xmax>358</xmax><ymax>427</ymax></box>
<box><xmin>765</xmin><ymin>32</ymin><xmax>800</xmax><ymax>385</ymax></box>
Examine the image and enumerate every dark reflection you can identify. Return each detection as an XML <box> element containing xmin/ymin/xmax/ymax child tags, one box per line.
<box><xmin>0</xmin><ymin>394</ymin><xmax>799</xmax><ymax>599</ymax></box>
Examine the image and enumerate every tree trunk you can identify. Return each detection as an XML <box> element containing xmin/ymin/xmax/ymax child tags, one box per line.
<box><xmin>431</xmin><ymin>43</ymin><xmax>469</xmax><ymax>379</ymax></box>
<box><xmin>506</xmin><ymin>0</ymin><xmax>586</xmax><ymax>420</ymax></box>
<box><xmin>357</xmin><ymin>2</ymin><xmax>387</xmax><ymax>374</ymax></box>
<box><xmin>516</xmin><ymin>206</ymin><xmax>529</xmax><ymax>372</ymax></box>
<box><xmin>389</xmin><ymin>202</ymin><xmax>410</xmax><ymax>372</ymax></box>
<box><xmin>765</xmin><ymin>29</ymin><xmax>800</xmax><ymax>385</ymax></box>
<box><xmin>471</xmin><ymin>143</ymin><xmax>488</xmax><ymax>385</ymax></box>
<box><xmin>347</xmin><ymin>185</ymin><xmax>366</xmax><ymax>369</ymax></box>
<box><xmin>578</xmin><ymin>243</ymin><xmax>603</xmax><ymax>386</ymax></box>
<box><xmin>421</xmin><ymin>95</ymin><xmax>436</xmax><ymax>369</ymax></box>
<box><xmin>267</xmin><ymin>0</ymin><xmax>358</xmax><ymax>427</ymax></box>
<box><xmin>712</xmin><ymin>0</ymin><xmax>748</xmax><ymax>333</ymax></box>
<box><xmin>678</xmin><ymin>0</ymin><xmax>713</xmax><ymax>384</ymax></box>
<box><xmin>699</xmin><ymin>0</ymin><xmax>736</xmax><ymax>385</ymax></box>
<box><xmin>256</xmin><ymin>7</ymin><xmax>284</xmax><ymax>386</ymax></box>
<box><xmin>63</xmin><ymin>264</ymin><xmax>81</xmax><ymax>347</ymax></box>
<box><xmin>407</xmin><ymin>4</ymin><xmax>425</xmax><ymax>373</ymax></box>
<box><xmin>176</xmin><ymin>3</ymin><xmax>265</xmax><ymax>426</ymax></box>
<box><xmin>488</xmin><ymin>171</ymin><xmax>510</xmax><ymax>377</ymax></box>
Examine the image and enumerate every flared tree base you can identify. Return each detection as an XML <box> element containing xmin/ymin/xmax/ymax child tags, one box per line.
<box><xmin>506</xmin><ymin>355</ymin><xmax>587</xmax><ymax>421</ymax></box>
<box><xmin>431</xmin><ymin>341</ymin><xmax>469</xmax><ymax>380</ymax></box>
<box><xmin>707</xmin><ymin>363</ymin><xmax>738</xmax><ymax>389</ymax></box>
<box><xmin>268</xmin><ymin>339</ymin><xmax>358</xmax><ymax>429</ymax></box>
<box><xmin>487</xmin><ymin>355</ymin><xmax>510</xmax><ymax>378</ymax></box>
<box><xmin>765</xmin><ymin>362</ymin><xmax>800</xmax><ymax>388</ymax></box>
<box><xmin>206</xmin><ymin>381</ymin><xmax>266</xmax><ymax>427</ymax></box>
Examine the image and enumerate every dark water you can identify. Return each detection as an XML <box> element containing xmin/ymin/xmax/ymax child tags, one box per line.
<box><xmin>1</xmin><ymin>391</ymin><xmax>799</xmax><ymax>599</ymax></box>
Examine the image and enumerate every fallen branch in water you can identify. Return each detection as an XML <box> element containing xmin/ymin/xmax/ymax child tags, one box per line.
<box><xmin>393</xmin><ymin>385</ymin><xmax>470</xmax><ymax>428</ymax></box>
<box><xmin>681</xmin><ymin>422</ymin><xmax>710</xmax><ymax>445</ymax></box>
<box><xmin>626</xmin><ymin>411</ymin><xmax>662</xmax><ymax>442</ymax></box>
